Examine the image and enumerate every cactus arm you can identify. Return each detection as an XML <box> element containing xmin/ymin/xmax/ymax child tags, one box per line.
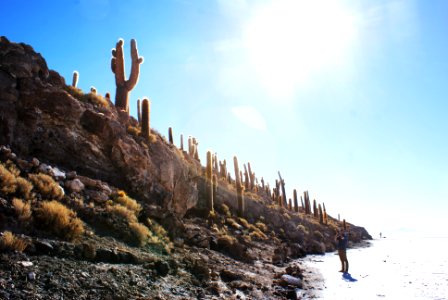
<box><xmin>112</xmin><ymin>39</ymin><xmax>125</xmax><ymax>85</ymax></box>
<box><xmin>125</xmin><ymin>39</ymin><xmax>143</xmax><ymax>90</ymax></box>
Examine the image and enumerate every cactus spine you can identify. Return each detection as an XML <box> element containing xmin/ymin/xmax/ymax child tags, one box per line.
<box><xmin>293</xmin><ymin>189</ymin><xmax>299</xmax><ymax>213</ymax></box>
<box><xmin>233</xmin><ymin>156</ymin><xmax>244</xmax><ymax>216</ymax></box>
<box><xmin>141</xmin><ymin>98</ymin><xmax>150</xmax><ymax>140</ymax></box>
<box><xmin>111</xmin><ymin>39</ymin><xmax>143</xmax><ymax>113</ymax></box>
<box><xmin>72</xmin><ymin>71</ymin><xmax>79</xmax><ymax>87</ymax></box>
<box><xmin>206</xmin><ymin>151</ymin><xmax>214</xmax><ymax>212</ymax></box>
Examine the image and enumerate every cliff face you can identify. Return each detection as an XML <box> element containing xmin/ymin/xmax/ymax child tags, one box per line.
<box><xmin>0</xmin><ymin>36</ymin><xmax>200</xmax><ymax>217</ymax></box>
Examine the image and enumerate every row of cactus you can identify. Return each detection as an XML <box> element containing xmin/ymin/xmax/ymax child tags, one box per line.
<box><xmin>72</xmin><ymin>38</ymin><xmax>343</xmax><ymax>225</ymax></box>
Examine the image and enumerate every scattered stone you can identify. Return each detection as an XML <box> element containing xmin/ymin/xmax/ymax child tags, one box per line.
<box><xmin>19</xmin><ymin>261</ymin><xmax>33</xmax><ymax>267</ymax></box>
<box><xmin>154</xmin><ymin>260</ymin><xmax>170</xmax><ymax>277</ymax></box>
<box><xmin>65</xmin><ymin>179</ymin><xmax>85</xmax><ymax>193</ymax></box>
<box><xmin>27</xmin><ymin>272</ymin><xmax>36</xmax><ymax>281</ymax></box>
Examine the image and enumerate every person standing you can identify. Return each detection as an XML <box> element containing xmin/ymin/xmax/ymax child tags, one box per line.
<box><xmin>336</xmin><ymin>229</ymin><xmax>349</xmax><ymax>273</ymax></box>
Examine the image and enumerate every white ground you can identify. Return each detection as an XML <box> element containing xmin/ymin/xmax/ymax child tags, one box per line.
<box><xmin>302</xmin><ymin>237</ymin><xmax>448</xmax><ymax>299</ymax></box>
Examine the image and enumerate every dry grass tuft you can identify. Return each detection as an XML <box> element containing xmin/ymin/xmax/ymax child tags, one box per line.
<box><xmin>0</xmin><ymin>231</ymin><xmax>28</xmax><ymax>252</ymax></box>
<box><xmin>107</xmin><ymin>204</ymin><xmax>138</xmax><ymax>223</ymax></box>
<box><xmin>28</xmin><ymin>173</ymin><xmax>64</xmax><ymax>200</ymax></box>
<box><xmin>255</xmin><ymin>221</ymin><xmax>268</xmax><ymax>233</ymax></box>
<box><xmin>15</xmin><ymin>177</ymin><xmax>33</xmax><ymax>199</ymax></box>
<box><xmin>129</xmin><ymin>222</ymin><xmax>151</xmax><ymax>246</ymax></box>
<box><xmin>238</xmin><ymin>217</ymin><xmax>250</xmax><ymax>229</ymax></box>
<box><xmin>65</xmin><ymin>86</ymin><xmax>109</xmax><ymax>108</ymax></box>
<box><xmin>112</xmin><ymin>191</ymin><xmax>141</xmax><ymax>214</ymax></box>
<box><xmin>34</xmin><ymin>200</ymin><xmax>84</xmax><ymax>241</ymax></box>
<box><xmin>0</xmin><ymin>163</ymin><xmax>17</xmax><ymax>194</ymax></box>
<box><xmin>226</xmin><ymin>218</ymin><xmax>242</xmax><ymax>230</ymax></box>
<box><xmin>12</xmin><ymin>198</ymin><xmax>32</xmax><ymax>223</ymax></box>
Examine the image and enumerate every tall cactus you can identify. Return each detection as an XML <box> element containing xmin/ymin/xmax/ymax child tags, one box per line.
<box><xmin>137</xmin><ymin>99</ymin><xmax>141</xmax><ymax>123</ymax></box>
<box><xmin>141</xmin><ymin>98</ymin><xmax>150</xmax><ymax>140</ymax></box>
<box><xmin>206</xmin><ymin>151</ymin><xmax>214</xmax><ymax>212</ymax></box>
<box><xmin>180</xmin><ymin>134</ymin><xmax>184</xmax><ymax>151</ymax></box>
<box><xmin>323</xmin><ymin>202</ymin><xmax>328</xmax><ymax>225</ymax></box>
<box><xmin>293</xmin><ymin>189</ymin><xmax>299</xmax><ymax>213</ymax></box>
<box><xmin>233</xmin><ymin>156</ymin><xmax>245</xmax><ymax>216</ymax></box>
<box><xmin>318</xmin><ymin>203</ymin><xmax>323</xmax><ymax>224</ymax></box>
<box><xmin>243</xmin><ymin>164</ymin><xmax>250</xmax><ymax>191</ymax></box>
<box><xmin>313</xmin><ymin>199</ymin><xmax>318</xmax><ymax>218</ymax></box>
<box><xmin>248</xmin><ymin>162</ymin><xmax>255</xmax><ymax>191</ymax></box>
<box><xmin>72</xmin><ymin>71</ymin><xmax>79</xmax><ymax>87</ymax></box>
<box><xmin>111</xmin><ymin>39</ymin><xmax>144</xmax><ymax>113</ymax></box>
<box><xmin>278</xmin><ymin>172</ymin><xmax>287</xmax><ymax>208</ymax></box>
<box><xmin>168</xmin><ymin>127</ymin><xmax>173</xmax><ymax>144</ymax></box>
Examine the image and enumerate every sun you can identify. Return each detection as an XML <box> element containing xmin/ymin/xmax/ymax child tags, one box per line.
<box><xmin>244</xmin><ymin>0</ymin><xmax>357</xmax><ymax>99</ymax></box>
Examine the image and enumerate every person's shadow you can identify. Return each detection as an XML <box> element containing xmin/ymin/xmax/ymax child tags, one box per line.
<box><xmin>342</xmin><ymin>272</ymin><xmax>358</xmax><ymax>282</ymax></box>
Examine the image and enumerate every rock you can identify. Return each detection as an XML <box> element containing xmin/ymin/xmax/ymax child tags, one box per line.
<box><xmin>65</xmin><ymin>179</ymin><xmax>85</xmax><ymax>193</ymax></box>
<box><xmin>220</xmin><ymin>269</ymin><xmax>243</xmax><ymax>282</ymax></box>
<box><xmin>19</xmin><ymin>261</ymin><xmax>33</xmax><ymax>267</ymax></box>
<box><xmin>33</xmin><ymin>240</ymin><xmax>54</xmax><ymax>255</ymax></box>
<box><xmin>31</xmin><ymin>157</ymin><xmax>40</xmax><ymax>167</ymax></box>
<box><xmin>49</xmin><ymin>166</ymin><xmax>65</xmax><ymax>180</ymax></box>
<box><xmin>27</xmin><ymin>272</ymin><xmax>36</xmax><ymax>281</ymax></box>
<box><xmin>154</xmin><ymin>260</ymin><xmax>170</xmax><ymax>277</ymax></box>
<box><xmin>280</xmin><ymin>275</ymin><xmax>302</xmax><ymax>288</ymax></box>
<box><xmin>85</xmin><ymin>190</ymin><xmax>108</xmax><ymax>203</ymax></box>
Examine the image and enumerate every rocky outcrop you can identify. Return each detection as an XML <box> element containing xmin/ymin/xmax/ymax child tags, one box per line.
<box><xmin>0</xmin><ymin>36</ymin><xmax>200</xmax><ymax>217</ymax></box>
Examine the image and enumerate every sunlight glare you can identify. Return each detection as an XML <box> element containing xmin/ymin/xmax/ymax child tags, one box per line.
<box><xmin>244</xmin><ymin>0</ymin><xmax>357</xmax><ymax>99</ymax></box>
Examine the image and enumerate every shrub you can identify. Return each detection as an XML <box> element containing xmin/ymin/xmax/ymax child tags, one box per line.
<box><xmin>0</xmin><ymin>163</ymin><xmax>17</xmax><ymax>194</ymax></box>
<box><xmin>129</xmin><ymin>222</ymin><xmax>151</xmax><ymax>246</ymax></box>
<box><xmin>218</xmin><ymin>203</ymin><xmax>231</xmax><ymax>217</ymax></box>
<box><xmin>255</xmin><ymin>221</ymin><xmax>268</xmax><ymax>233</ymax></box>
<box><xmin>297</xmin><ymin>224</ymin><xmax>309</xmax><ymax>235</ymax></box>
<box><xmin>34</xmin><ymin>200</ymin><xmax>84</xmax><ymax>241</ymax></box>
<box><xmin>314</xmin><ymin>230</ymin><xmax>324</xmax><ymax>242</ymax></box>
<box><xmin>226</xmin><ymin>218</ymin><xmax>242</xmax><ymax>230</ymax></box>
<box><xmin>127</xmin><ymin>126</ymin><xmax>141</xmax><ymax>138</ymax></box>
<box><xmin>249</xmin><ymin>230</ymin><xmax>268</xmax><ymax>241</ymax></box>
<box><xmin>112</xmin><ymin>191</ymin><xmax>141</xmax><ymax>214</ymax></box>
<box><xmin>238</xmin><ymin>217</ymin><xmax>250</xmax><ymax>229</ymax></box>
<box><xmin>65</xmin><ymin>86</ymin><xmax>109</xmax><ymax>108</ymax></box>
<box><xmin>107</xmin><ymin>204</ymin><xmax>137</xmax><ymax>223</ymax></box>
<box><xmin>0</xmin><ymin>231</ymin><xmax>28</xmax><ymax>252</ymax></box>
<box><xmin>4</xmin><ymin>160</ymin><xmax>20</xmax><ymax>177</ymax></box>
<box><xmin>15</xmin><ymin>177</ymin><xmax>33</xmax><ymax>199</ymax></box>
<box><xmin>12</xmin><ymin>198</ymin><xmax>32</xmax><ymax>223</ymax></box>
<box><xmin>28</xmin><ymin>173</ymin><xmax>64</xmax><ymax>200</ymax></box>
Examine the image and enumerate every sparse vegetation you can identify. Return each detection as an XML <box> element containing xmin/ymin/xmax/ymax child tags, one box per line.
<box><xmin>0</xmin><ymin>163</ymin><xmax>17</xmax><ymax>194</ymax></box>
<box><xmin>129</xmin><ymin>221</ymin><xmax>151</xmax><ymax>246</ymax></box>
<box><xmin>64</xmin><ymin>86</ymin><xmax>109</xmax><ymax>108</ymax></box>
<box><xmin>112</xmin><ymin>191</ymin><xmax>141</xmax><ymax>214</ymax></box>
<box><xmin>107</xmin><ymin>204</ymin><xmax>138</xmax><ymax>223</ymax></box>
<box><xmin>34</xmin><ymin>200</ymin><xmax>84</xmax><ymax>241</ymax></box>
<box><xmin>28</xmin><ymin>173</ymin><xmax>64</xmax><ymax>200</ymax></box>
<box><xmin>12</xmin><ymin>198</ymin><xmax>32</xmax><ymax>223</ymax></box>
<box><xmin>0</xmin><ymin>231</ymin><xmax>28</xmax><ymax>252</ymax></box>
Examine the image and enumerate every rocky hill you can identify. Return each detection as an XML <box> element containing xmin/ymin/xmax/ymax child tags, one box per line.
<box><xmin>0</xmin><ymin>36</ymin><xmax>371</xmax><ymax>300</ymax></box>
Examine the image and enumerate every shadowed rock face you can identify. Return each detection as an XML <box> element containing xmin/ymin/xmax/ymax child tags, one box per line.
<box><xmin>0</xmin><ymin>36</ymin><xmax>200</xmax><ymax>217</ymax></box>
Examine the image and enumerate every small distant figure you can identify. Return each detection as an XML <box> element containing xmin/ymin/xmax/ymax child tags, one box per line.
<box><xmin>380</xmin><ymin>232</ymin><xmax>382</xmax><ymax>239</ymax></box>
<box><xmin>336</xmin><ymin>228</ymin><xmax>349</xmax><ymax>273</ymax></box>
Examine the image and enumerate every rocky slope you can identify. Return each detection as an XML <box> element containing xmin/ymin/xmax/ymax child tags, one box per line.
<box><xmin>0</xmin><ymin>36</ymin><xmax>371</xmax><ymax>299</ymax></box>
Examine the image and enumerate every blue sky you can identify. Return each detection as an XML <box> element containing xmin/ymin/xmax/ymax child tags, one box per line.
<box><xmin>2</xmin><ymin>0</ymin><xmax>447</xmax><ymax>237</ymax></box>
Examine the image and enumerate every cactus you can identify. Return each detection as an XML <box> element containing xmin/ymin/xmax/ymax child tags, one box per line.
<box><xmin>323</xmin><ymin>203</ymin><xmax>328</xmax><ymax>225</ymax></box>
<box><xmin>233</xmin><ymin>156</ymin><xmax>245</xmax><ymax>216</ymax></box>
<box><xmin>72</xmin><ymin>71</ymin><xmax>79</xmax><ymax>87</ymax></box>
<box><xmin>137</xmin><ymin>99</ymin><xmax>141</xmax><ymax>123</ymax></box>
<box><xmin>168</xmin><ymin>127</ymin><xmax>173</xmax><ymax>144</ymax></box>
<box><xmin>212</xmin><ymin>174</ymin><xmax>218</xmax><ymax>209</ymax></box>
<box><xmin>206</xmin><ymin>151</ymin><xmax>214</xmax><ymax>212</ymax></box>
<box><xmin>278</xmin><ymin>172</ymin><xmax>287</xmax><ymax>208</ymax></box>
<box><xmin>243</xmin><ymin>164</ymin><xmax>250</xmax><ymax>191</ymax></box>
<box><xmin>313</xmin><ymin>199</ymin><xmax>318</xmax><ymax>218</ymax></box>
<box><xmin>288</xmin><ymin>199</ymin><xmax>292</xmax><ymax>211</ymax></box>
<box><xmin>105</xmin><ymin>92</ymin><xmax>111</xmax><ymax>101</ymax></box>
<box><xmin>180</xmin><ymin>134</ymin><xmax>184</xmax><ymax>151</ymax></box>
<box><xmin>293</xmin><ymin>189</ymin><xmax>299</xmax><ymax>213</ymax></box>
<box><xmin>90</xmin><ymin>86</ymin><xmax>97</xmax><ymax>94</ymax></box>
<box><xmin>343</xmin><ymin>219</ymin><xmax>347</xmax><ymax>230</ymax></box>
<box><xmin>111</xmin><ymin>39</ymin><xmax>144</xmax><ymax>113</ymax></box>
<box><xmin>188</xmin><ymin>136</ymin><xmax>192</xmax><ymax>155</ymax></box>
<box><xmin>248</xmin><ymin>162</ymin><xmax>255</xmax><ymax>191</ymax></box>
<box><xmin>141</xmin><ymin>98</ymin><xmax>150</xmax><ymax>140</ymax></box>
<box><xmin>318</xmin><ymin>203</ymin><xmax>323</xmax><ymax>224</ymax></box>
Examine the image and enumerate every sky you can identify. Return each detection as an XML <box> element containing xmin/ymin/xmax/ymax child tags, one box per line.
<box><xmin>1</xmin><ymin>0</ymin><xmax>447</xmax><ymax>237</ymax></box>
